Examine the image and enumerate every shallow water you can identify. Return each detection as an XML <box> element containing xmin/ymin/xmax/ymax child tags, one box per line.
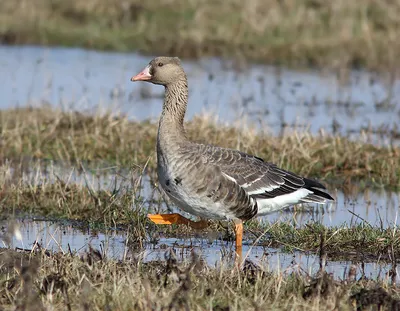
<box><xmin>0</xmin><ymin>45</ymin><xmax>399</xmax><ymax>145</ymax></box>
<box><xmin>1</xmin><ymin>218</ymin><xmax>397</xmax><ymax>281</ymax></box>
<box><xmin>12</xmin><ymin>161</ymin><xmax>400</xmax><ymax>229</ymax></box>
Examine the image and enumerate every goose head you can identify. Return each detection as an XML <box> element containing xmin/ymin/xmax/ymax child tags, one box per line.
<box><xmin>131</xmin><ymin>56</ymin><xmax>185</xmax><ymax>86</ymax></box>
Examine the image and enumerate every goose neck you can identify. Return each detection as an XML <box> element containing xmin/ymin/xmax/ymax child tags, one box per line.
<box><xmin>158</xmin><ymin>79</ymin><xmax>189</xmax><ymax>144</ymax></box>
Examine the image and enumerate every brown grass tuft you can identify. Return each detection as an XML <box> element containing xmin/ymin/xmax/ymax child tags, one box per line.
<box><xmin>1</xmin><ymin>247</ymin><xmax>400</xmax><ymax>310</ymax></box>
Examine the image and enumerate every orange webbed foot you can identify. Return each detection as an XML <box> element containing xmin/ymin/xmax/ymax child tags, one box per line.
<box><xmin>148</xmin><ymin>213</ymin><xmax>186</xmax><ymax>225</ymax></box>
<box><xmin>148</xmin><ymin>213</ymin><xmax>208</xmax><ymax>230</ymax></box>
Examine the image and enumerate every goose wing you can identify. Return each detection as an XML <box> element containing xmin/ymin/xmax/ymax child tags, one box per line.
<box><xmin>194</xmin><ymin>144</ymin><xmax>333</xmax><ymax>203</ymax></box>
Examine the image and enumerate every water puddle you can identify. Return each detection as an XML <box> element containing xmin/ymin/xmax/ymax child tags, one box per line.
<box><xmin>0</xmin><ymin>45</ymin><xmax>399</xmax><ymax>145</ymax></box>
<box><xmin>1</xmin><ymin>219</ymin><xmax>397</xmax><ymax>281</ymax></box>
<box><xmin>265</xmin><ymin>189</ymin><xmax>400</xmax><ymax>229</ymax></box>
<box><xmin>8</xmin><ymin>161</ymin><xmax>400</xmax><ymax>229</ymax></box>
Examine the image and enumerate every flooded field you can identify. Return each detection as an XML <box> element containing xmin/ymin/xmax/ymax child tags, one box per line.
<box><xmin>11</xmin><ymin>161</ymin><xmax>400</xmax><ymax>229</ymax></box>
<box><xmin>0</xmin><ymin>45</ymin><xmax>399</xmax><ymax>301</ymax></box>
<box><xmin>1</xmin><ymin>161</ymin><xmax>399</xmax><ymax>282</ymax></box>
<box><xmin>1</xmin><ymin>45</ymin><xmax>399</xmax><ymax>145</ymax></box>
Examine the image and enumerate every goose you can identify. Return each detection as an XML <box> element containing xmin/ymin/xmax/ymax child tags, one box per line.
<box><xmin>131</xmin><ymin>57</ymin><xmax>334</xmax><ymax>258</ymax></box>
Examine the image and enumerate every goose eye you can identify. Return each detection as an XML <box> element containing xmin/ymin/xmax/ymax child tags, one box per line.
<box><xmin>158</xmin><ymin>62</ymin><xmax>164</xmax><ymax>67</ymax></box>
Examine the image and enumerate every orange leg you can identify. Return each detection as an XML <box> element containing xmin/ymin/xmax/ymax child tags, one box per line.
<box><xmin>234</xmin><ymin>220</ymin><xmax>243</xmax><ymax>264</ymax></box>
<box><xmin>148</xmin><ymin>213</ymin><xmax>208</xmax><ymax>230</ymax></box>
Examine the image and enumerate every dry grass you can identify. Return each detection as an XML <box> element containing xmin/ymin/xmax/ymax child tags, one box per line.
<box><xmin>1</xmin><ymin>0</ymin><xmax>400</xmax><ymax>70</ymax></box>
<box><xmin>1</xmin><ymin>246</ymin><xmax>400</xmax><ymax>311</ymax></box>
<box><xmin>0</xmin><ymin>106</ymin><xmax>398</xmax><ymax>189</ymax></box>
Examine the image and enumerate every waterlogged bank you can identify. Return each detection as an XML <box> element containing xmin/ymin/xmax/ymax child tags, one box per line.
<box><xmin>0</xmin><ymin>161</ymin><xmax>399</xmax><ymax>268</ymax></box>
<box><xmin>2</xmin><ymin>218</ymin><xmax>400</xmax><ymax>281</ymax></box>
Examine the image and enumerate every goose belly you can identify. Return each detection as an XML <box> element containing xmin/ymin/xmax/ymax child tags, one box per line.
<box><xmin>157</xmin><ymin>165</ymin><xmax>231</xmax><ymax>220</ymax></box>
<box><xmin>168</xmin><ymin>189</ymin><xmax>228</xmax><ymax>220</ymax></box>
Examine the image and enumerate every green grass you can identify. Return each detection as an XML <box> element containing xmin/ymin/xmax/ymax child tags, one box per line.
<box><xmin>1</xmin><ymin>0</ymin><xmax>400</xmax><ymax>70</ymax></box>
<box><xmin>0</xmin><ymin>247</ymin><xmax>399</xmax><ymax>310</ymax></box>
<box><xmin>249</xmin><ymin>222</ymin><xmax>400</xmax><ymax>262</ymax></box>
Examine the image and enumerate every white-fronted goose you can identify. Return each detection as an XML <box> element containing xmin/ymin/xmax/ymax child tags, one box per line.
<box><xmin>131</xmin><ymin>57</ymin><xmax>334</xmax><ymax>257</ymax></box>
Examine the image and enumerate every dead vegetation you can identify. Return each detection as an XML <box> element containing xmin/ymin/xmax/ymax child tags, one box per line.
<box><xmin>0</xmin><ymin>106</ymin><xmax>398</xmax><ymax>190</ymax></box>
<box><xmin>1</xmin><ymin>0</ymin><xmax>400</xmax><ymax>70</ymax></box>
<box><xmin>0</xmin><ymin>246</ymin><xmax>399</xmax><ymax>311</ymax></box>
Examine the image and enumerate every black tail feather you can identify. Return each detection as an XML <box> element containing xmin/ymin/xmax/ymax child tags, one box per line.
<box><xmin>304</xmin><ymin>177</ymin><xmax>327</xmax><ymax>190</ymax></box>
<box><xmin>309</xmin><ymin>187</ymin><xmax>334</xmax><ymax>201</ymax></box>
<box><xmin>303</xmin><ymin>178</ymin><xmax>334</xmax><ymax>201</ymax></box>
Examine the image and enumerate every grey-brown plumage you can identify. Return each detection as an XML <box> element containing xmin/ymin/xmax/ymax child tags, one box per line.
<box><xmin>132</xmin><ymin>56</ymin><xmax>334</xmax><ymax>223</ymax></box>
